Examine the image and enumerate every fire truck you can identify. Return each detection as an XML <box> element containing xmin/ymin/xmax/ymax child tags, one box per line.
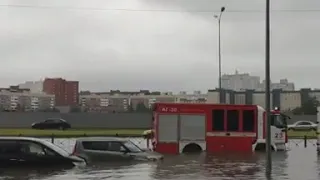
<box><xmin>151</xmin><ymin>103</ymin><xmax>288</xmax><ymax>154</ymax></box>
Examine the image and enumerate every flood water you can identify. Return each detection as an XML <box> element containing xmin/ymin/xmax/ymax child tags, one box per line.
<box><xmin>1</xmin><ymin>138</ymin><xmax>320</xmax><ymax>180</ymax></box>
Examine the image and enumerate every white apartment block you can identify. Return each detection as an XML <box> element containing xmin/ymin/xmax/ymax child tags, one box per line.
<box><xmin>79</xmin><ymin>91</ymin><xmax>208</xmax><ymax>111</ymax></box>
<box><xmin>220</xmin><ymin>70</ymin><xmax>295</xmax><ymax>92</ymax></box>
<box><xmin>0</xmin><ymin>91</ymin><xmax>55</xmax><ymax>111</ymax></box>
<box><xmin>207</xmin><ymin>90</ymin><xmax>302</xmax><ymax>110</ymax></box>
<box><xmin>175</xmin><ymin>91</ymin><xmax>207</xmax><ymax>103</ymax></box>
<box><xmin>221</xmin><ymin>70</ymin><xmax>260</xmax><ymax>91</ymax></box>
<box><xmin>18</xmin><ymin>80</ymin><xmax>44</xmax><ymax>93</ymax></box>
<box><xmin>259</xmin><ymin>79</ymin><xmax>295</xmax><ymax>91</ymax></box>
<box><xmin>79</xmin><ymin>88</ymin><xmax>317</xmax><ymax>113</ymax></box>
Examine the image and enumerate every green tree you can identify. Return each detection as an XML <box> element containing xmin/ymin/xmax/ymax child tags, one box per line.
<box><xmin>135</xmin><ymin>102</ymin><xmax>150</xmax><ymax>112</ymax></box>
<box><xmin>292</xmin><ymin>97</ymin><xmax>320</xmax><ymax>115</ymax></box>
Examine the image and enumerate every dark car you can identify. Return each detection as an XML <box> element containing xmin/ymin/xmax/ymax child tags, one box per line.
<box><xmin>72</xmin><ymin>137</ymin><xmax>163</xmax><ymax>163</ymax></box>
<box><xmin>0</xmin><ymin>137</ymin><xmax>85</xmax><ymax>168</ymax></box>
<box><xmin>31</xmin><ymin>118</ymin><xmax>71</xmax><ymax>130</ymax></box>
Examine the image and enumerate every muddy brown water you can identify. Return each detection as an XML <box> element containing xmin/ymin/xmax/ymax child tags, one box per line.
<box><xmin>0</xmin><ymin>138</ymin><xmax>319</xmax><ymax>180</ymax></box>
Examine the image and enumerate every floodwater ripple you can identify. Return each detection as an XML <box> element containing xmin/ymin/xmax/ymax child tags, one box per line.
<box><xmin>0</xmin><ymin>139</ymin><xmax>319</xmax><ymax>180</ymax></box>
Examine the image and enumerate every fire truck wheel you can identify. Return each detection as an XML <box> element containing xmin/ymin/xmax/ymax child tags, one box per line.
<box><xmin>182</xmin><ymin>143</ymin><xmax>202</xmax><ymax>153</ymax></box>
<box><xmin>254</xmin><ymin>143</ymin><xmax>275</xmax><ymax>152</ymax></box>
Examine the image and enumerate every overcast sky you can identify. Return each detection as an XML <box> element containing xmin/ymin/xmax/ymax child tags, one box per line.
<box><xmin>1</xmin><ymin>0</ymin><xmax>320</xmax><ymax>92</ymax></box>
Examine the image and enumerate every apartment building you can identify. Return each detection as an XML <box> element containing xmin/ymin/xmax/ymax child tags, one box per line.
<box><xmin>220</xmin><ymin>71</ymin><xmax>295</xmax><ymax>92</ymax></box>
<box><xmin>79</xmin><ymin>90</ymin><xmax>207</xmax><ymax>112</ymax></box>
<box><xmin>77</xmin><ymin>87</ymin><xmax>320</xmax><ymax>112</ymax></box>
<box><xmin>207</xmin><ymin>88</ymin><xmax>320</xmax><ymax>111</ymax></box>
<box><xmin>259</xmin><ymin>79</ymin><xmax>295</xmax><ymax>91</ymax></box>
<box><xmin>221</xmin><ymin>70</ymin><xmax>261</xmax><ymax>91</ymax></box>
<box><xmin>0</xmin><ymin>90</ymin><xmax>55</xmax><ymax>111</ymax></box>
<box><xmin>43</xmin><ymin>78</ymin><xmax>79</xmax><ymax>106</ymax></box>
<box><xmin>80</xmin><ymin>94</ymin><xmax>174</xmax><ymax>112</ymax></box>
<box><xmin>175</xmin><ymin>91</ymin><xmax>207</xmax><ymax>103</ymax></box>
<box><xmin>80</xmin><ymin>94</ymin><xmax>130</xmax><ymax>112</ymax></box>
<box><xmin>130</xmin><ymin>95</ymin><xmax>176</xmax><ymax>110</ymax></box>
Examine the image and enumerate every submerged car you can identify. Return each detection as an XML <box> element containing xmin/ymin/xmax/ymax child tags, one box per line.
<box><xmin>72</xmin><ymin>137</ymin><xmax>163</xmax><ymax>163</ymax></box>
<box><xmin>0</xmin><ymin>137</ymin><xmax>85</xmax><ymax>168</ymax></box>
<box><xmin>31</xmin><ymin>118</ymin><xmax>71</xmax><ymax>130</ymax></box>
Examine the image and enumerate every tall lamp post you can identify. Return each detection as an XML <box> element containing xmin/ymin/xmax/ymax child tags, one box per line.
<box><xmin>214</xmin><ymin>6</ymin><xmax>225</xmax><ymax>103</ymax></box>
<box><xmin>265</xmin><ymin>0</ymin><xmax>272</xmax><ymax>176</ymax></box>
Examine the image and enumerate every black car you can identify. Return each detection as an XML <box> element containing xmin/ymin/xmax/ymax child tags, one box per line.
<box><xmin>31</xmin><ymin>118</ymin><xmax>71</xmax><ymax>130</ymax></box>
<box><xmin>0</xmin><ymin>137</ymin><xmax>85</xmax><ymax>168</ymax></box>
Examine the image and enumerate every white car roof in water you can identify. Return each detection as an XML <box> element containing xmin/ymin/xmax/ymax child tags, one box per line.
<box><xmin>0</xmin><ymin>136</ymin><xmax>70</xmax><ymax>156</ymax></box>
<box><xmin>76</xmin><ymin>137</ymin><xmax>128</xmax><ymax>142</ymax></box>
<box><xmin>0</xmin><ymin>136</ymin><xmax>45</xmax><ymax>141</ymax></box>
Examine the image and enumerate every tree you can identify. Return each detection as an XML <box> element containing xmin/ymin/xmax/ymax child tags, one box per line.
<box><xmin>135</xmin><ymin>102</ymin><xmax>150</xmax><ymax>112</ymax></box>
<box><xmin>292</xmin><ymin>97</ymin><xmax>320</xmax><ymax>115</ymax></box>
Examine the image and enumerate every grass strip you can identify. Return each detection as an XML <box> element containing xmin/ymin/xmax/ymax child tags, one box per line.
<box><xmin>0</xmin><ymin>129</ymin><xmax>317</xmax><ymax>139</ymax></box>
<box><xmin>0</xmin><ymin>129</ymin><xmax>146</xmax><ymax>138</ymax></box>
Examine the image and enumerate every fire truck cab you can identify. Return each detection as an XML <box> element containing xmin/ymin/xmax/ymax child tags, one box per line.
<box><xmin>152</xmin><ymin>103</ymin><xmax>287</xmax><ymax>154</ymax></box>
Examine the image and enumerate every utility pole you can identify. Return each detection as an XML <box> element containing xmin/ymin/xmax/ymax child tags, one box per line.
<box><xmin>215</xmin><ymin>7</ymin><xmax>225</xmax><ymax>103</ymax></box>
<box><xmin>265</xmin><ymin>0</ymin><xmax>272</xmax><ymax>176</ymax></box>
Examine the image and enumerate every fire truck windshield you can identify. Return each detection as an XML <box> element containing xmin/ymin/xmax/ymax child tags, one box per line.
<box><xmin>270</xmin><ymin>114</ymin><xmax>287</xmax><ymax>129</ymax></box>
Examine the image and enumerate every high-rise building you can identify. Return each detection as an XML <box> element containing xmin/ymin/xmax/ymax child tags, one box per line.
<box><xmin>259</xmin><ymin>79</ymin><xmax>295</xmax><ymax>91</ymax></box>
<box><xmin>220</xmin><ymin>70</ymin><xmax>260</xmax><ymax>91</ymax></box>
<box><xmin>43</xmin><ymin>78</ymin><xmax>79</xmax><ymax>106</ymax></box>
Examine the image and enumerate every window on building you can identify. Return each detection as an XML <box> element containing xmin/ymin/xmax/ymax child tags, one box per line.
<box><xmin>242</xmin><ymin>110</ymin><xmax>255</xmax><ymax>132</ymax></box>
<box><xmin>212</xmin><ymin>109</ymin><xmax>225</xmax><ymax>131</ymax></box>
<box><xmin>227</xmin><ymin>110</ymin><xmax>239</xmax><ymax>131</ymax></box>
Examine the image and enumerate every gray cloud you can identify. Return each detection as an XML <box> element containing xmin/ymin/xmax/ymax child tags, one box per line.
<box><xmin>1</xmin><ymin>0</ymin><xmax>320</xmax><ymax>92</ymax></box>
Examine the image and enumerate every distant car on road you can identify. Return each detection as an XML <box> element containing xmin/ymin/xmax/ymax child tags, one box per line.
<box><xmin>0</xmin><ymin>137</ymin><xmax>85</xmax><ymax>168</ymax></box>
<box><xmin>31</xmin><ymin>118</ymin><xmax>71</xmax><ymax>130</ymax></box>
<box><xmin>287</xmin><ymin>120</ymin><xmax>317</xmax><ymax>131</ymax></box>
<box><xmin>72</xmin><ymin>137</ymin><xmax>163</xmax><ymax>163</ymax></box>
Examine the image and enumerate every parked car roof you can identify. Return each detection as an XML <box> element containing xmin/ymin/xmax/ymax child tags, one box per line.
<box><xmin>76</xmin><ymin>137</ymin><xmax>127</xmax><ymax>142</ymax></box>
<box><xmin>0</xmin><ymin>136</ymin><xmax>70</xmax><ymax>157</ymax></box>
<box><xmin>294</xmin><ymin>120</ymin><xmax>315</xmax><ymax>124</ymax></box>
<box><xmin>46</xmin><ymin>118</ymin><xmax>66</xmax><ymax>121</ymax></box>
<box><xmin>0</xmin><ymin>136</ymin><xmax>46</xmax><ymax>141</ymax></box>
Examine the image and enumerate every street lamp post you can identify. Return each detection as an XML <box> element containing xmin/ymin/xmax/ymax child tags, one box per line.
<box><xmin>214</xmin><ymin>7</ymin><xmax>225</xmax><ymax>103</ymax></box>
<box><xmin>265</xmin><ymin>0</ymin><xmax>272</xmax><ymax>176</ymax></box>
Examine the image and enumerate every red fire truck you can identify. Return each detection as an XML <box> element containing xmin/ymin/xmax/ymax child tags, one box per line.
<box><xmin>151</xmin><ymin>103</ymin><xmax>288</xmax><ymax>154</ymax></box>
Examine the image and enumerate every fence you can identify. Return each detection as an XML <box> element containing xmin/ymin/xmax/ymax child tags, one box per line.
<box><xmin>0</xmin><ymin>112</ymin><xmax>317</xmax><ymax>129</ymax></box>
<box><xmin>0</xmin><ymin>112</ymin><xmax>153</xmax><ymax>129</ymax></box>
